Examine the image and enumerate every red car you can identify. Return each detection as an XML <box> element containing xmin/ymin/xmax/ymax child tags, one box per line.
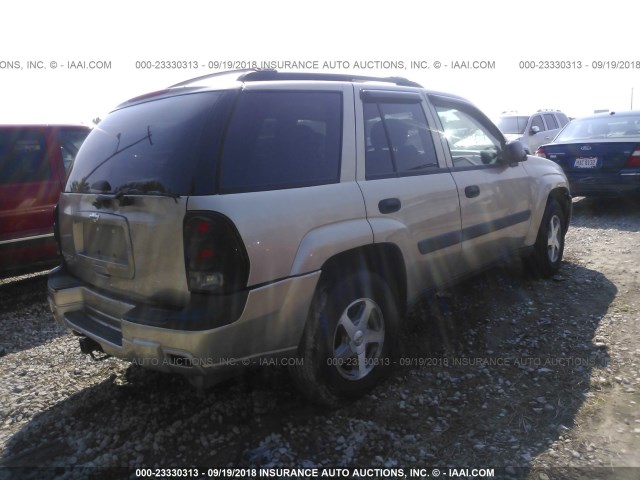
<box><xmin>0</xmin><ymin>125</ymin><xmax>90</xmax><ymax>277</ymax></box>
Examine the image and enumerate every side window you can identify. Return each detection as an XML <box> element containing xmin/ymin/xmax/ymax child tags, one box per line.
<box><xmin>364</xmin><ymin>100</ymin><xmax>439</xmax><ymax>179</ymax></box>
<box><xmin>543</xmin><ymin>113</ymin><xmax>559</xmax><ymax>130</ymax></box>
<box><xmin>556</xmin><ymin>113</ymin><xmax>569</xmax><ymax>127</ymax></box>
<box><xmin>58</xmin><ymin>129</ymin><xmax>90</xmax><ymax>174</ymax></box>
<box><xmin>531</xmin><ymin>115</ymin><xmax>545</xmax><ymax>132</ymax></box>
<box><xmin>435</xmin><ymin>105</ymin><xmax>502</xmax><ymax>168</ymax></box>
<box><xmin>219</xmin><ymin>91</ymin><xmax>342</xmax><ymax>193</ymax></box>
<box><xmin>0</xmin><ymin>130</ymin><xmax>49</xmax><ymax>185</ymax></box>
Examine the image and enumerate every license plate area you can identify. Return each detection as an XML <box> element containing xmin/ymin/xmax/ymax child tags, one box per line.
<box><xmin>574</xmin><ymin>156</ymin><xmax>598</xmax><ymax>168</ymax></box>
<box><xmin>73</xmin><ymin>212</ymin><xmax>135</xmax><ymax>279</ymax></box>
<box><xmin>83</xmin><ymin>222</ymin><xmax>127</xmax><ymax>264</ymax></box>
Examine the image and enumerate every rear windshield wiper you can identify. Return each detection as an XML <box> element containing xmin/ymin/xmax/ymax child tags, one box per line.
<box><xmin>138</xmin><ymin>191</ymin><xmax>181</xmax><ymax>203</ymax></box>
<box><xmin>92</xmin><ymin>184</ymin><xmax>181</xmax><ymax>209</ymax></box>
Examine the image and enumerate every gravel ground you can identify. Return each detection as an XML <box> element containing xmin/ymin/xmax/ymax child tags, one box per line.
<box><xmin>0</xmin><ymin>196</ymin><xmax>639</xmax><ymax>480</ymax></box>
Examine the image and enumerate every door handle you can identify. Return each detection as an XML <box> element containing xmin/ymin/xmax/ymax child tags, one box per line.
<box><xmin>465</xmin><ymin>185</ymin><xmax>480</xmax><ymax>198</ymax></box>
<box><xmin>378</xmin><ymin>198</ymin><xmax>401</xmax><ymax>214</ymax></box>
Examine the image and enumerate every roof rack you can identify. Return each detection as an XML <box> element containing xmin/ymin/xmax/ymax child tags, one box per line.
<box><xmin>169</xmin><ymin>69</ymin><xmax>256</xmax><ymax>88</ymax></box>
<box><xmin>169</xmin><ymin>69</ymin><xmax>423</xmax><ymax>89</ymax></box>
<box><xmin>239</xmin><ymin>70</ymin><xmax>423</xmax><ymax>87</ymax></box>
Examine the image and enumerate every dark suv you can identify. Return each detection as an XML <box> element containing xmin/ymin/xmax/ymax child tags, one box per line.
<box><xmin>48</xmin><ymin>71</ymin><xmax>570</xmax><ymax>405</ymax></box>
<box><xmin>0</xmin><ymin>125</ymin><xmax>90</xmax><ymax>276</ymax></box>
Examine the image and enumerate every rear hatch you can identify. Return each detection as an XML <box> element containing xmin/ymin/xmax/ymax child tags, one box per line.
<box><xmin>59</xmin><ymin>89</ymin><xmax>236</xmax><ymax>306</ymax></box>
<box><xmin>58</xmin><ymin>194</ymin><xmax>189</xmax><ymax>305</ymax></box>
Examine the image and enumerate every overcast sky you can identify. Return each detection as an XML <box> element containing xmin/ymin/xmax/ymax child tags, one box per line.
<box><xmin>1</xmin><ymin>0</ymin><xmax>638</xmax><ymax>125</ymax></box>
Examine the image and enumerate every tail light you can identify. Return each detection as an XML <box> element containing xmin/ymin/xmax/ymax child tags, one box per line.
<box><xmin>183</xmin><ymin>212</ymin><xmax>249</xmax><ymax>294</ymax></box>
<box><xmin>625</xmin><ymin>145</ymin><xmax>640</xmax><ymax>168</ymax></box>
<box><xmin>534</xmin><ymin>147</ymin><xmax>547</xmax><ymax>158</ymax></box>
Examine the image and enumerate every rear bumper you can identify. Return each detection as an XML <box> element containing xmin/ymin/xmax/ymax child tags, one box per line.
<box><xmin>47</xmin><ymin>266</ymin><xmax>320</xmax><ymax>376</ymax></box>
<box><xmin>567</xmin><ymin>171</ymin><xmax>640</xmax><ymax>197</ymax></box>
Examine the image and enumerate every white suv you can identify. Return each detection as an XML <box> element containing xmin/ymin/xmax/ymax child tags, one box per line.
<box><xmin>48</xmin><ymin>70</ymin><xmax>571</xmax><ymax>406</ymax></box>
<box><xmin>496</xmin><ymin>110</ymin><xmax>570</xmax><ymax>154</ymax></box>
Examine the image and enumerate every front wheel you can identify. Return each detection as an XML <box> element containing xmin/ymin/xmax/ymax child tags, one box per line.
<box><xmin>525</xmin><ymin>198</ymin><xmax>566</xmax><ymax>278</ymax></box>
<box><xmin>290</xmin><ymin>271</ymin><xmax>399</xmax><ymax>407</ymax></box>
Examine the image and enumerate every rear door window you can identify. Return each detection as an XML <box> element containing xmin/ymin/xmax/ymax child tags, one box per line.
<box><xmin>0</xmin><ymin>130</ymin><xmax>49</xmax><ymax>185</ymax></box>
<box><xmin>556</xmin><ymin>112</ymin><xmax>569</xmax><ymax>127</ymax></box>
<box><xmin>543</xmin><ymin>113</ymin><xmax>559</xmax><ymax>130</ymax></box>
<box><xmin>363</xmin><ymin>98</ymin><xmax>439</xmax><ymax>179</ymax></box>
<box><xmin>219</xmin><ymin>91</ymin><xmax>342</xmax><ymax>193</ymax></box>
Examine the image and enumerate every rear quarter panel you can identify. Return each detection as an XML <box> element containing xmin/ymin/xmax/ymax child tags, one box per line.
<box><xmin>186</xmin><ymin>182</ymin><xmax>371</xmax><ymax>286</ymax></box>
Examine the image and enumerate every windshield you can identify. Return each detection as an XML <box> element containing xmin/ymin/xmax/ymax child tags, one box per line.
<box><xmin>495</xmin><ymin>116</ymin><xmax>529</xmax><ymax>134</ymax></box>
<box><xmin>66</xmin><ymin>91</ymin><xmax>233</xmax><ymax>196</ymax></box>
<box><xmin>555</xmin><ymin>114</ymin><xmax>640</xmax><ymax>141</ymax></box>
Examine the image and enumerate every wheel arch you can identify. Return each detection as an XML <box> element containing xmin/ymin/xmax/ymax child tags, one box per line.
<box><xmin>317</xmin><ymin>243</ymin><xmax>407</xmax><ymax>316</ymax></box>
<box><xmin>548</xmin><ymin>186</ymin><xmax>571</xmax><ymax>233</ymax></box>
<box><xmin>523</xmin><ymin>187</ymin><xmax>569</xmax><ymax>278</ymax></box>
<box><xmin>526</xmin><ymin>185</ymin><xmax>571</xmax><ymax>245</ymax></box>
<box><xmin>291</xmin><ymin>244</ymin><xmax>405</xmax><ymax>406</ymax></box>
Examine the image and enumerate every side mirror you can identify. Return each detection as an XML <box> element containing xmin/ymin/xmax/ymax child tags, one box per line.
<box><xmin>530</xmin><ymin>125</ymin><xmax>540</xmax><ymax>135</ymax></box>
<box><xmin>503</xmin><ymin>140</ymin><xmax>527</xmax><ymax>164</ymax></box>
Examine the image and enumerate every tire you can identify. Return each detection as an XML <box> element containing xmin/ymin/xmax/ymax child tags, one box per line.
<box><xmin>290</xmin><ymin>271</ymin><xmax>399</xmax><ymax>407</ymax></box>
<box><xmin>526</xmin><ymin>198</ymin><xmax>566</xmax><ymax>278</ymax></box>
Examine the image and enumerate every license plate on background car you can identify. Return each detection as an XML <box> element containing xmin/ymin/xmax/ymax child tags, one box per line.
<box><xmin>574</xmin><ymin>157</ymin><xmax>598</xmax><ymax>168</ymax></box>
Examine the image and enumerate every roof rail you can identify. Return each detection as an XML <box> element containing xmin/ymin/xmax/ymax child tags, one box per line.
<box><xmin>238</xmin><ymin>69</ymin><xmax>423</xmax><ymax>87</ymax></box>
<box><xmin>169</xmin><ymin>69</ymin><xmax>256</xmax><ymax>87</ymax></box>
<box><xmin>169</xmin><ymin>69</ymin><xmax>424</xmax><ymax>89</ymax></box>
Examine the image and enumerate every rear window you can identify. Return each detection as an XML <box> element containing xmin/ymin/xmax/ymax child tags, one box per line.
<box><xmin>219</xmin><ymin>91</ymin><xmax>342</xmax><ymax>193</ymax></box>
<box><xmin>0</xmin><ymin>129</ymin><xmax>49</xmax><ymax>185</ymax></box>
<box><xmin>66</xmin><ymin>91</ymin><xmax>232</xmax><ymax>196</ymax></box>
<box><xmin>555</xmin><ymin>114</ymin><xmax>640</xmax><ymax>141</ymax></box>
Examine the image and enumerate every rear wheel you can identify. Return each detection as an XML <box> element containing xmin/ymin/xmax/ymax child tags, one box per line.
<box><xmin>526</xmin><ymin>198</ymin><xmax>566</xmax><ymax>278</ymax></box>
<box><xmin>291</xmin><ymin>271</ymin><xmax>399</xmax><ymax>407</ymax></box>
